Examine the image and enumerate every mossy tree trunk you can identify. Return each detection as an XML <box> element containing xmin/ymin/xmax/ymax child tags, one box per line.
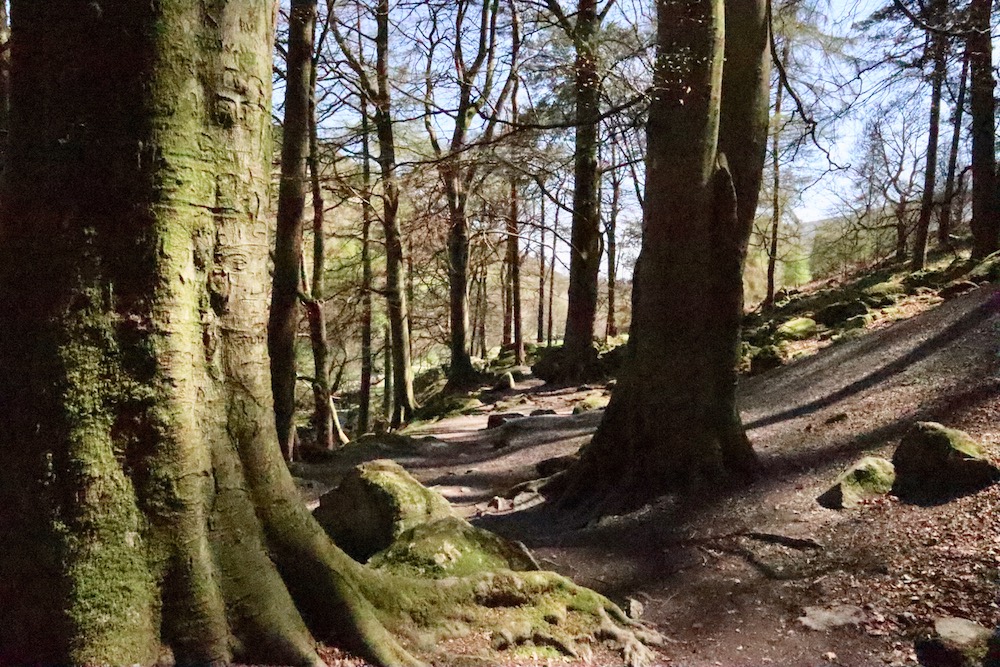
<box><xmin>558</xmin><ymin>0</ymin><xmax>767</xmax><ymax>514</ymax></box>
<box><xmin>0</xmin><ymin>3</ymin><xmax>414</xmax><ymax>664</ymax></box>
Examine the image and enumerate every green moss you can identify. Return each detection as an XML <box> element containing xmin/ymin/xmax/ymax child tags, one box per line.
<box><xmin>572</xmin><ymin>393</ymin><xmax>609</xmax><ymax>414</ymax></box>
<box><xmin>774</xmin><ymin>316</ymin><xmax>818</xmax><ymax>341</ymax></box>
<box><xmin>371</xmin><ymin>516</ymin><xmax>537</xmax><ymax>579</ymax></box>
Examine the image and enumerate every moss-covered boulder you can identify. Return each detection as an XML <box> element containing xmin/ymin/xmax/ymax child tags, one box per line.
<box><xmin>915</xmin><ymin>617</ymin><xmax>993</xmax><ymax>667</ymax></box>
<box><xmin>968</xmin><ymin>250</ymin><xmax>1000</xmax><ymax>283</ymax></box>
<box><xmin>939</xmin><ymin>280</ymin><xmax>980</xmax><ymax>300</ymax></box>
<box><xmin>892</xmin><ymin>422</ymin><xmax>1000</xmax><ymax>500</ymax></box>
<box><xmin>862</xmin><ymin>281</ymin><xmax>905</xmax><ymax>307</ymax></box>
<box><xmin>494</xmin><ymin>371</ymin><xmax>516</xmax><ymax>391</ymax></box>
<box><xmin>843</xmin><ymin>313</ymin><xmax>875</xmax><ymax>330</ymax></box>
<box><xmin>414</xmin><ymin>392</ymin><xmax>483</xmax><ymax>420</ymax></box>
<box><xmin>370</xmin><ymin>516</ymin><xmax>539</xmax><ymax>579</ymax></box>
<box><xmin>313</xmin><ymin>459</ymin><xmax>456</xmax><ymax>562</ymax></box>
<box><xmin>749</xmin><ymin>344</ymin><xmax>784</xmax><ymax>375</ymax></box>
<box><xmin>817</xmin><ymin>456</ymin><xmax>895</xmax><ymax>509</ymax></box>
<box><xmin>572</xmin><ymin>393</ymin><xmax>609</xmax><ymax>414</ymax></box>
<box><xmin>775</xmin><ymin>316</ymin><xmax>818</xmax><ymax>341</ymax></box>
<box><xmin>814</xmin><ymin>300</ymin><xmax>869</xmax><ymax>326</ymax></box>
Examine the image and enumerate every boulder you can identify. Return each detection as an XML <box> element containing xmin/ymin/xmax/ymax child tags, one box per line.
<box><xmin>968</xmin><ymin>251</ymin><xmax>1000</xmax><ymax>283</ymax></box>
<box><xmin>797</xmin><ymin>605</ymin><xmax>866</xmax><ymax>631</ymax></box>
<box><xmin>939</xmin><ymin>281</ymin><xmax>980</xmax><ymax>300</ymax></box>
<box><xmin>817</xmin><ymin>456</ymin><xmax>895</xmax><ymax>509</ymax></box>
<box><xmin>509</xmin><ymin>365</ymin><xmax>533</xmax><ymax>381</ymax></box>
<box><xmin>862</xmin><ymin>281</ymin><xmax>905</xmax><ymax>307</ymax></box>
<box><xmin>814</xmin><ymin>300</ymin><xmax>869</xmax><ymax>326</ymax></box>
<box><xmin>915</xmin><ymin>617</ymin><xmax>992</xmax><ymax>667</ymax></box>
<box><xmin>313</xmin><ymin>459</ymin><xmax>455</xmax><ymax>562</ymax></box>
<box><xmin>892</xmin><ymin>423</ymin><xmax>1000</xmax><ymax>500</ymax></box>
<box><xmin>775</xmin><ymin>316</ymin><xmax>819</xmax><ymax>341</ymax></box>
<box><xmin>749</xmin><ymin>344</ymin><xmax>784</xmax><ymax>375</ymax></box>
<box><xmin>904</xmin><ymin>269</ymin><xmax>949</xmax><ymax>292</ymax></box>
<box><xmin>369</xmin><ymin>515</ymin><xmax>539</xmax><ymax>579</ymax></box>
<box><xmin>843</xmin><ymin>313</ymin><xmax>875</xmax><ymax>330</ymax></box>
<box><xmin>487</xmin><ymin>412</ymin><xmax>527</xmax><ymax>429</ymax></box>
<box><xmin>493</xmin><ymin>372</ymin><xmax>516</xmax><ymax>391</ymax></box>
<box><xmin>529</xmin><ymin>408</ymin><xmax>557</xmax><ymax>416</ymax></box>
<box><xmin>572</xmin><ymin>394</ymin><xmax>608</xmax><ymax>414</ymax></box>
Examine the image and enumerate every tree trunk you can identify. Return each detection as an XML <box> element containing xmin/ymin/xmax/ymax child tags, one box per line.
<box><xmin>562</xmin><ymin>0</ymin><xmax>602</xmax><ymax>376</ymax></box>
<box><xmin>967</xmin><ymin>0</ymin><xmax>998</xmax><ymax>259</ymax></box>
<box><xmin>548</xmin><ymin>203</ymin><xmax>559</xmax><ymax>347</ymax></box>
<box><xmin>939</xmin><ymin>50</ymin><xmax>969</xmax><ymax>246</ymax></box>
<box><xmin>382</xmin><ymin>323</ymin><xmax>394</xmax><ymax>424</ymax></box>
<box><xmin>508</xmin><ymin>177</ymin><xmax>525</xmax><ymax>364</ymax></box>
<box><xmin>305</xmin><ymin>16</ymin><xmax>347</xmax><ymax>450</ymax></box>
<box><xmin>372</xmin><ymin>0</ymin><xmax>415</xmax><ymax>426</ymax></box>
<box><xmin>605</xmin><ymin>147</ymin><xmax>621</xmax><ymax>340</ymax></box>
<box><xmin>444</xmin><ymin>171</ymin><xmax>477</xmax><ymax>384</ymax></box>
<box><xmin>765</xmin><ymin>39</ymin><xmax>789</xmax><ymax>307</ymax></box>
<box><xmin>358</xmin><ymin>92</ymin><xmax>374</xmax><ymax>436</ymax></box>
<box><xmin>910</xmin><ymin>17</ymin><xmax>946</xmax><ymax>270</ymax></box>
<box><xmin>502</xmin><ymin>261</ymin><xmax>513</xmax><ymax>347</ymax></box>
<box><xmin>538</xmin><ymin>196</ymin><xmax>547</xmax><ymax>343</ymax></box>
<box><xmin>896</xmin><ymin>195</ymin><xmax>909</xmax><ymax>263</ymax></box>
<box><xmin>269</xmin><ymin>0</ymin><xmax>315</xmax><ymax>460</ymax></box>
<box><xmin>0</xmin><ymin>3</ymin><xmax>414</xmax><ymax>664</ymax></box>
<box><xmin>0</xmin><ymin>0</ymin><xmax>9</xmax><ymax>163</ymax></box>
<box><xmin>477</xmin><ymin>265</ymin><xmax>489</xmax><ymax>358</ymax></box>
<box><xmin>558</xmin><ymin>0</ymin><xmax>767</xmax><ymax>514</ymax></box>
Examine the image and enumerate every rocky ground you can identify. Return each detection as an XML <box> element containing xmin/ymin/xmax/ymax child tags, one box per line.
<box><xmin>294</xmin><ymin>265</ymin><xmax>1000</xmax><ymax>667</ymax></box>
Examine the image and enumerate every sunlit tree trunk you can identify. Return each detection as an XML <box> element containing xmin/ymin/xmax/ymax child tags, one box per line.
<box><xmin>939</xmin><ymin>51</ymin><xmax>968</xmax><ymax>246</ymax></box>
<box><xmin>911</xmin><ymin>14</ymin><xmax>946</xmax><ymax>270</ymax></box>
<box><xmin>765</xmin><ymin>39</ymin><xmax>789</xmax><ymax>307</ymax></box>
<box><xmin>357</xmin><ymin>91</ymin><xmax>374</xmax><ymax>436</ymax></box>
<box><xmin>605</xmin><ymin>146</ymin><xmax>621</xmax><ymax>339</ymax></box>
<box><xmin>507</xmin><ymin>177</ymin><xmax>524</xmax><ymax>363</ymax></box>
<box><xmin>538</xmin><ymin>196</ymin><xmax>547</xmax><ymax>343</ymax></box>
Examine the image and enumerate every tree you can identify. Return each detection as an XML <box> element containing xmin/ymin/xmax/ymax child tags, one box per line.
<box><xmin>557</xmin><ymin>0</ymin><xmax>769</xmax><ymax>512</ymax></box>
<box><xmin>0</xmin><ymin>3</ymin><xmax>661</xmax><ymax>665</ymax></box>
<box><xmin>966</xmin><ymin>0</ymin><xmax>997</xmax><ymax>258</ymax></box>
<box><xmin>270</xmin><ymin>0</ymin><xmax>318</xmax><ymax>459</ymax></box>
<box><xmin>332</xmin><ymin>0</ymin><xmax>416</xmax><ymax>426</ymax></box>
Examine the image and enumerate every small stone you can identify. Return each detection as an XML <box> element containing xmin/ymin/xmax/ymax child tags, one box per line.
<box><xmin>626</xmin><ymin>597</ymin><xmax>644</xmax><ymax>620</ymax></box>
<box><xmin>823</xmin><ymin>651</ymin><xmax>838</xmax><ymax>662</ymax></box>
<box><xmin>798</xmin><ymin>605</ymin><xmax>866</xmax><ymax>631</ymax></box>
<box><xmin>486</xmin><ymin>412</ymin><xmax>527</xmax><ymax>429</ymax></box>
<box><xmin>817</xmin><ymin>457</ymin><xmax>895</xmax><ymax>509</ymax></box>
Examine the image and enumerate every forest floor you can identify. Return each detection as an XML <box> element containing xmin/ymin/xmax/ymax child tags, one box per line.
<box><xmin>295</xmin><ymin>284</ymin><xmax>1000</xmax><ymax>667</ymax></box>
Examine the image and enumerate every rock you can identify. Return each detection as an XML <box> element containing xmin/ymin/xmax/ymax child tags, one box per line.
<box><xmin>904</xmin><ymin>269</ymin><xmax>949</xmax><ymax>291</ymax></box>
<box><xmin>487</xmin><ymin>412</ymin><xmax>527</xmax><ymax>429</ymax></box>
<box><xmin>536</xmin><ymin>454</ymin><xmax>579</xmax><ymax>477</ymax></box>
<box><xmin>626</xmin><ymin>598</ymin><xmax>645</xmax><ymax>620</ymax></box>
<box><xmin>313</xmin><ymin>460</ymin><xmax>456</xmax><ymax>562</ymax></box>
<box><xmin>798</xmin><ymin>605</ymin><xmax>866</xmax><ymax>632</ymax></box>
<box><xmin>529</xmin><ymin>408</ymin><xmax>557</xmax><ymax>416</ymax></box>
<box><xmin>370</xmin><ymin>515</ymin><xmax>539</xmax><ymax>578</ymax></box>
<box><xmin>817</xmin><ymin>457</ymin><xmax>895</xmax><ymax>509</ymax></box>
<box><xmin>509</xmin><ymin>365</ymin><xmax>533</xmax><ymax>381</ymax></box>
<box><xmin>814</xmin><ymin>301</ymin><xmax>869</xmax><ymax>327</ymax></box>
<box><xmin>493</xmin><ymin>372</ymin><xmax>516</xmax><ymax>391</ymax></box>
<box><xmin>968</xmin><ymin>251</ymin><xmax>1000</xmax><ymax>283</ymax></box>
<box><xmin>863</xmin><ymin>281</ymin><xmax>905</xmax><ymax>307</ymax></box>
<box><xmin>939</xmin><ymin>281</ymin><xmax>980</xmax><ymax>300</ymax></box>
<box><xmin>572</xmin><ymin>394</ymin><xmax>608</xmax><ymax>414</ymax></box>
<box><xmin>915</xmin><ymin>617</ymin><xmax>992</xmax><ymax>667</ymax></box>
<box><xmin>843</xmin><ymin>313</ymin><xmax>874</xmax><ymax>330</ymax></box>
<box><xmin>750</xmin><ymin>344</ymin><xmax>784</xmax><ymax>375</ymax></box>
<box><xmin>775</xmin><ymin>316</ymin><xmax>819</xmax><ymax>341</ymax></box>
<box><xmin>892</xmin><ymin>422</ymin><xmax>1000</xmax><ymax>500</ymax></box>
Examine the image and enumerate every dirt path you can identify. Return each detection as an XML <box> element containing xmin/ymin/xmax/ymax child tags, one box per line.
<box><xmin>393</xmin><ymin>287</ymin><xmax>1000</xmax><ymax>666</ymax></box>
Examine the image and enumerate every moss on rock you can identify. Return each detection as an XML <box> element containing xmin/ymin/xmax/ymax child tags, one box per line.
<box><xmin>817</xmin><ymin>456</ymin><xmax>895</xmax><ymax>509</ymax></box>
<box><xmin>892</xmin><ymin>422</ymin><xmax>1000</xmax><ymax>500</ymax></box>
<box><xmin>313</xmin><ymin>460</ymin><xmax>456</xmax><ymax>562</ymax></box>
<box><xmin>775</xmin><ymin>316</ymin><xmax>818</xmax><ymax>341</ymax></box>
<box><xmin>370</xmin><ymin>516</ymin><xmax>538</xmax><ymax>579</ymax></box>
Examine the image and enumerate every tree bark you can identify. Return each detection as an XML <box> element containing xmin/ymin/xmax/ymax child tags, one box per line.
<box><xmin>558</xmin><ymin>0</ymin><xmax>767</xmax><ymax>514</ymax></box>
<box><xmin>967</xmin><ymin>0</ymin><xmax>998</xmax><ymax>259</ymax></box>
<box><xmin>372</xmin><ymin>0</ymin><xmax>416</xmax><ymax>426</ymax></box>
<box><xmin>0</xmin><ymin>3</ymin><xmax>412</xmax><ymax>664</ymax></box>
<box><xmin>562</xmin><ymin>0</ymin><xmax>602</xmax><ymax>375</ymax></box>
<box><xmin>765</xmin><ymin>39</ymin><xmax>789</xmax><ymax>307</ymax></box>
<box><xmin>508</xmin><ymin>177</ymin><xmax>525</xmax><ymax>364</ymax></box>
<box><xmin>269</xmin><ymin>0</ymin><xmax>315</xmax><ymax>460</ymax></box>
<box><xmin>358</xmin><ymin>91</ymin><xmax>374</xmax><ymax>436</ymax></box>
<box><xmin>605</xmin><ymin>146</ymin><xmax>621</xmax><ymax>340</ymax></box>
<box><xmin>939</xmin><ymin>50</ymin><xmax>969</xmax><ymax>246</ymax></box>
<box><xmin>910</xmin><ymin>16</ymin><xmax>946</xmax><ymax>270</ymax></box>
<box><xmin>538</xmin><ymin>195</ymin><xmax>547</xmax><ymax>343</ymax></box>
<box><xmin>548</xmin><ymin>203</ymin><xmax>559</xmax><ymax>347</ymax></box>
